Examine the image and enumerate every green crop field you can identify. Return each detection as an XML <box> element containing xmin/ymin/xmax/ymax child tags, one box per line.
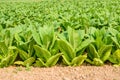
<box><xmin>0</xmin><ymin>0</ymin><xmax>42</xmax><ymax>2</ymax></box>
<box><xmin>0</xmin><ymin>0</ymin><xmax>120</xmax><ymax>68</ymax></box>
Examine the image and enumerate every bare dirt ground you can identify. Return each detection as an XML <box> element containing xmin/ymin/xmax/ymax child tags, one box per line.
<box><xmin>0</xmin><ymin>65</ymin><xmax>120</xmax><ymax>80</ymax></box>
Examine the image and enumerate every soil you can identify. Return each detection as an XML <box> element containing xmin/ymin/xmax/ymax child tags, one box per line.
<box><xmin>0</xmin><ymin>65</ymin><xmax>120</xmax><ymax>80</ymax></box>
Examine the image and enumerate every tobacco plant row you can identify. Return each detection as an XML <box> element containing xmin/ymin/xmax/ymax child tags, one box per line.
<box><xmin>0</xmin><ymin>0</ymin><xmax>120</xmax><ymax>67</ymax></box>
<box><xmin>0</xmin><ymin>25</ymin><xmax>120</xmax><ymax>68</ymax></box>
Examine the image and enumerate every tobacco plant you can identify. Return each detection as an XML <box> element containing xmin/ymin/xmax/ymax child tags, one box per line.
<box><xmin>57</xmin><ymin>27</ymin><xmax>93</xmax><ymax>66</ymax></box>
<box><xmin>0</xmin><ymin>28</ymin><xmax>17</xmax><ymax>67</ymax></box>
<box><xmin>31</xmin><ymin>25</ymin><xmax>62</xmax><ymax>67</ymax></box>
<box><xmin>13</xmin><ymin>26</ymin><xmax>35</xmax><ymax>67</ymax></box>
<box><xmin>108</xmin><ymin>28</ymin><xmax>120</xmax><ymax>66</ymax></box>
<box><xmin>86</xmin><ymin>27</ymin><xmax>112</xmax><ymax>66</ymax></box>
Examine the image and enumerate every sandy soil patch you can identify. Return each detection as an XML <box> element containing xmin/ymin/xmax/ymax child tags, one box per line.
<box><xmin>0</xmin><ymin>65</ymin><xmax>120</xmax><ymax>80</ymax></box>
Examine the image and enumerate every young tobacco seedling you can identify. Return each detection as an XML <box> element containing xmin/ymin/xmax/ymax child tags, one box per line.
<box><xmin>57</xmin><ymin>27</ymin><xmax>93</xmax><ymax>66</ymax></box>
<box><xmin>31</xmin><ymin>25</ymin><xmax>62</xmax><ymax>67</ymax></box>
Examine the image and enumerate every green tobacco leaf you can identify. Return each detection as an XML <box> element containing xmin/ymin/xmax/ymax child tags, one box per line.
<box><xmin>0</xmin><ymin>55</ymin><xmax>2</xmax><ymax>59</ymax></box>
<box><xmin>88</xmin><ymin>44</ymin><xmax>99</xmax><ymax>58</ymax></box>
<box><xmin>0</xmin><ymin>54</ymin><xmax>14</xmax><ymax>67</ymax></box>
<box><xmin>34</xmin><ymin>58</ymin><xmax>46</xmax><ymax>67</ymax></box>
<box><xmin>0</xmin><ymin>42</ymin><xmax>8</xmax><ymax>55</ymax></box>
<box><xmin>4</xmin><ymin>29</ymin><xmax>14</xmax><ymax>47</ymax></box>
<box><xmin>68</xmin><ymin>27</ymin><xmax>85</xmax><ymax>50</ymax></box>
<box><xmin>93</xmin><ymin>58</ymin><xmax>104</xmax><ymax>66</ymax></box>
<box><xmin>28</xmin><ymin>40</ymin><xmax>36</xmax><ymax>57</ymax></box>
<box><xmin>111</xmin><ymin>37</ymin><xmax>120</xmax><ymax>49</ymax></box>
<box><xmin>94</xmin><ymin>29</ymin><xmax>104</xmax><ymax>49</ymax></box>
<box><xmin>113</xmin><ymin>64</ymin><xmax>120</xmax><ymax>67</ymax></box>
<box><xmin>50</xmin><ymin>40</ymin><xmax>59</xmax><ymax>55</ymax></box>
<box><xmin>46</xmin><ymin>53</ymin><xmax>62</xmax><ymax>67</ymax></box>
<box><xmin>72</xmin><ymin>54</ymin><xmax>87</xmax><ymax>66</ymax></box>
<box><xmin>116</xmin><ymin>33</ymin><xmax>120</xmax><ymax>41</ymax></box>
<box><xmin>85</xmin><ymin>59</ymin><xmax>94</xmax><ymax>65</ymax></box>
<box><xmin>88</xmin><ymin>27</ymin><xmax>97</xmax><ymax>36</ymax></box>
<box><xmin>76</xmin><ymin>39</ymin><xmax>94</xmax><ymax>53</ymax></box>
<box><xmin>98</xmin><ymin>45</ymin><xmax>112</xmax><ymax>62</ymax></box>
<box><xmin>8</xmin><ymin>50</ymin><xmax>18</xmax><ymax>65</ymax></box>
<box><xmin>30</xmin><ymin>26</ymin><xmax>42</xmax><ymax>46</ymax></box>
<box><xmin>108</xmin><ymin>27</ymin><xmax>119</xmax><ymax>37</ymax></box>
<box><xmin>0</xmin><ymin>46</ymin><xmax>17</xmax><ymax>67</ymax></box>
<box><xmin>49</xmin><ymin>34</ymin><xmax>56</xmax><ymax>52</ymax></box>
<box><xmin>23</xmin><ymin>57</ymin><xmax>35</xmax><ymax>66</ymax></box>
<box><xmin>109</xmin><ymin>50</ymin><xmax>120</xmax><ymax>65</ymax></box>
<box><xmin>14</xmin><ymin>61</ymin><xmax>24</xmax><ymax>65</ymax></box>
<box><xmin>68</xmin><ymin>27</ymin><xmax>74</xmax><ymax>47</ymax></box>
<box><xmin>57</xmin><ymin>32</ymin><xmax>67</xmax><ymax>41</ymax></box>
<box><xmin>39</xmin><ymin>26</ymin><xmax>54</xmax><ymax>49</ymax></box>
<box><xmin>14</xmin><ymin>33</ymin><xmax>24</xmax><ymax>44</ymax></box>
<box><xmin>34</xmin><ymin>45</ymin><xmax>51</xmax><ymax>61</ymax></box>
<box><xmin>58</xmin><ymin>39</ymin><xmax>75</xmax><ymax>60</ymax></box>
<box><xmin>109</xmin><ymin>55</ymin><xmax>117</xmax><ymax>64</ymax></box>
<box><xmin>62</xmin><ymin>55</ymin><xmax>71</xmax><ymax>66</ymax></box>
<box><xmin>108</xmin><ymin>49</ymin><xmax>120</xmax><ymax>64</ymax></box>
<box><xmin>17</xmin><ymin>48</ymin><xmax>29</xmax><ymax>61</ymax></box>
<box><xmin>113</xmin><ymin>49</ymin><xmax>120</xmax><ymax>63</ymax></box>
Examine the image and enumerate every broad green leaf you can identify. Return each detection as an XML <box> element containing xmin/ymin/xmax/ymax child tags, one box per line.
<box><xmin>108</xmin><ymin>27</ymin><xmax>119</xmax><ymax>37</ymax></box>
<box><xmin>95</xmin><ymin>36</ymin><xmax>104</xmax><ymax>50</ymax></box>
<box><xmin>94</xmin><ymin>29</ymin><xmax>104</xmax><ymax>49</ymax></box>
<box><xmin>34</xmin><ymin>45</ymin><xmax>51</xmax><ymax>61</ymax></box>
<box><xmin>0</xmin><ymin>42</ymin><xmax>8</xmax><ymax>55</ymax></box>
<box><xmin>8</xmin><ymin>46</ymin><xmax>17</xmax><ymax>50</ymax></box>
<box><xmin>0</xmin><ymin>55</ymin><xmax>13</xmax><ymax>67</ymax></box>
<box><xmin>46</xmin><ymin>53</ymin><xmax>62</xmax><ymax>67</ymax></box>
<box><xmin>88</xmin><ymin>44</ymin><xmax>99</xmax><ymax>58</ymax></box>
<box><xmin>113</xmin><ymin>64</ymin><xmax>120</xmax><ymax>67</ymax></box>
<box><xmin>49</xmin><ymin>34</ymin><xmax>56</xmax><ymax>51</ymax></box>
<box><xmin>93</xmin><ymin>58</ymin><xmax>104</xmax><ymax>66</ymax></box>
<box><xmin>62</xmin><ymin>55</ymin><xmax>71</xmax><ymax>66</ymax></box>
<box><xmin>30</xmin><ymin>26</ymin><xmax>42</xmax><ymax>46</ymax></box>
<box><xmin>109</xmin><ymin>55</ymin><xmax>117</xmax><ymax>64</ymax></box>
<box><xmin>76</xmin><ymin>39</ymin><xmax>94</xmax><ymax>53</ymax></box>
<box><xmin>101</xmin><ymin>48</ymin><xmax>111</xmax><ymax>62</ymax></box>
<box><xmin>88</xmin><ymin>27</ymin><xmax>97</xmax><ymax>35</ymax></box>
<box><xmin>50</xmin><ymin>40</ymin><xmax>59</xmax><ymax>55</ymax></box>
<box><xmin>111</xmin><ymin>37</ymin><xmax>120</xmax><ymax>48</ymax></box>
<box><xmin>57</xmin><ymin>32</ymin><xmax>67</xmax><ymax>41</ymax></box>
<box><xmin>14</xmin><ymin>61</ymin><xmax>24</xmax><ymax>65</ymax></box>
<box><xmin>116</xmin><ymin>33</ymin><xmax>120</xmax><ymax>41</ymax></box>
<box><xmin>39</xmin><ymin>26</ymin><xmax>54</xmax><ymax>49</ymax></box>
<box><xmin>14</xmin><ymin>33</ymin><xmax>24</xmax><ymax>44</ymax></box>
<box><xmin>4</xmin><ymin>29</ymin><xmax>13</xmax><ymax>46</ymax></box>
<box><xmin>72</xmin><ymin>54</ymin><xmax>87</xmax><ymax>66</ymax></box>
<box><xmin>23</xmin><ymin>57</ymin><xmax>35</xmax><ymax>66</ymax></box>
<box><xmin>85</xmin><ymin>59</ymin><xmax>94</xmax><ymax>65</ymax></box>
<box><xmin>34</xmin><ymin>58</ymin><xmax>46</xmax><ymax>67</ymax></box>
<box><xmin>98</xmin><ymin>45</ymin><xmax>112</xmax><ymax>62</ymax></box>
<box><xmin>68</xmin><ymin>27</ymin><xmax>75</xmax><ymax>48</ymax></box>
<box><xmin>0</xmin><ymin>55</ymin><xmax>2</xmax><ymax>60</ymax></box>
<box><xmin>58</xmin><ymin>39</ymin><xmax>75</xmax><ymax>60</ymax></box>
<box><xmin>17</xmin><ymin>48</ymin><xmax>29</xmax><ymax>61</ymax></box>
<box><xmin>68</xmin><ymin>27</ymin><xmax>85</xmax><ymax>50</ymax></box>
<box><xmin>28</xmin><ymin>40</ymin><xmax>35</xmax><ymax>56</ymax></box>
<box><xmin>113</xmin><ymin>49</ymin><xmax>120</xmax><ymax>63</ymax></box>
<box><xmin>8</xmin><ymin>50</ymin><xmax>18</xmax><ymax>65</ymax></box>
